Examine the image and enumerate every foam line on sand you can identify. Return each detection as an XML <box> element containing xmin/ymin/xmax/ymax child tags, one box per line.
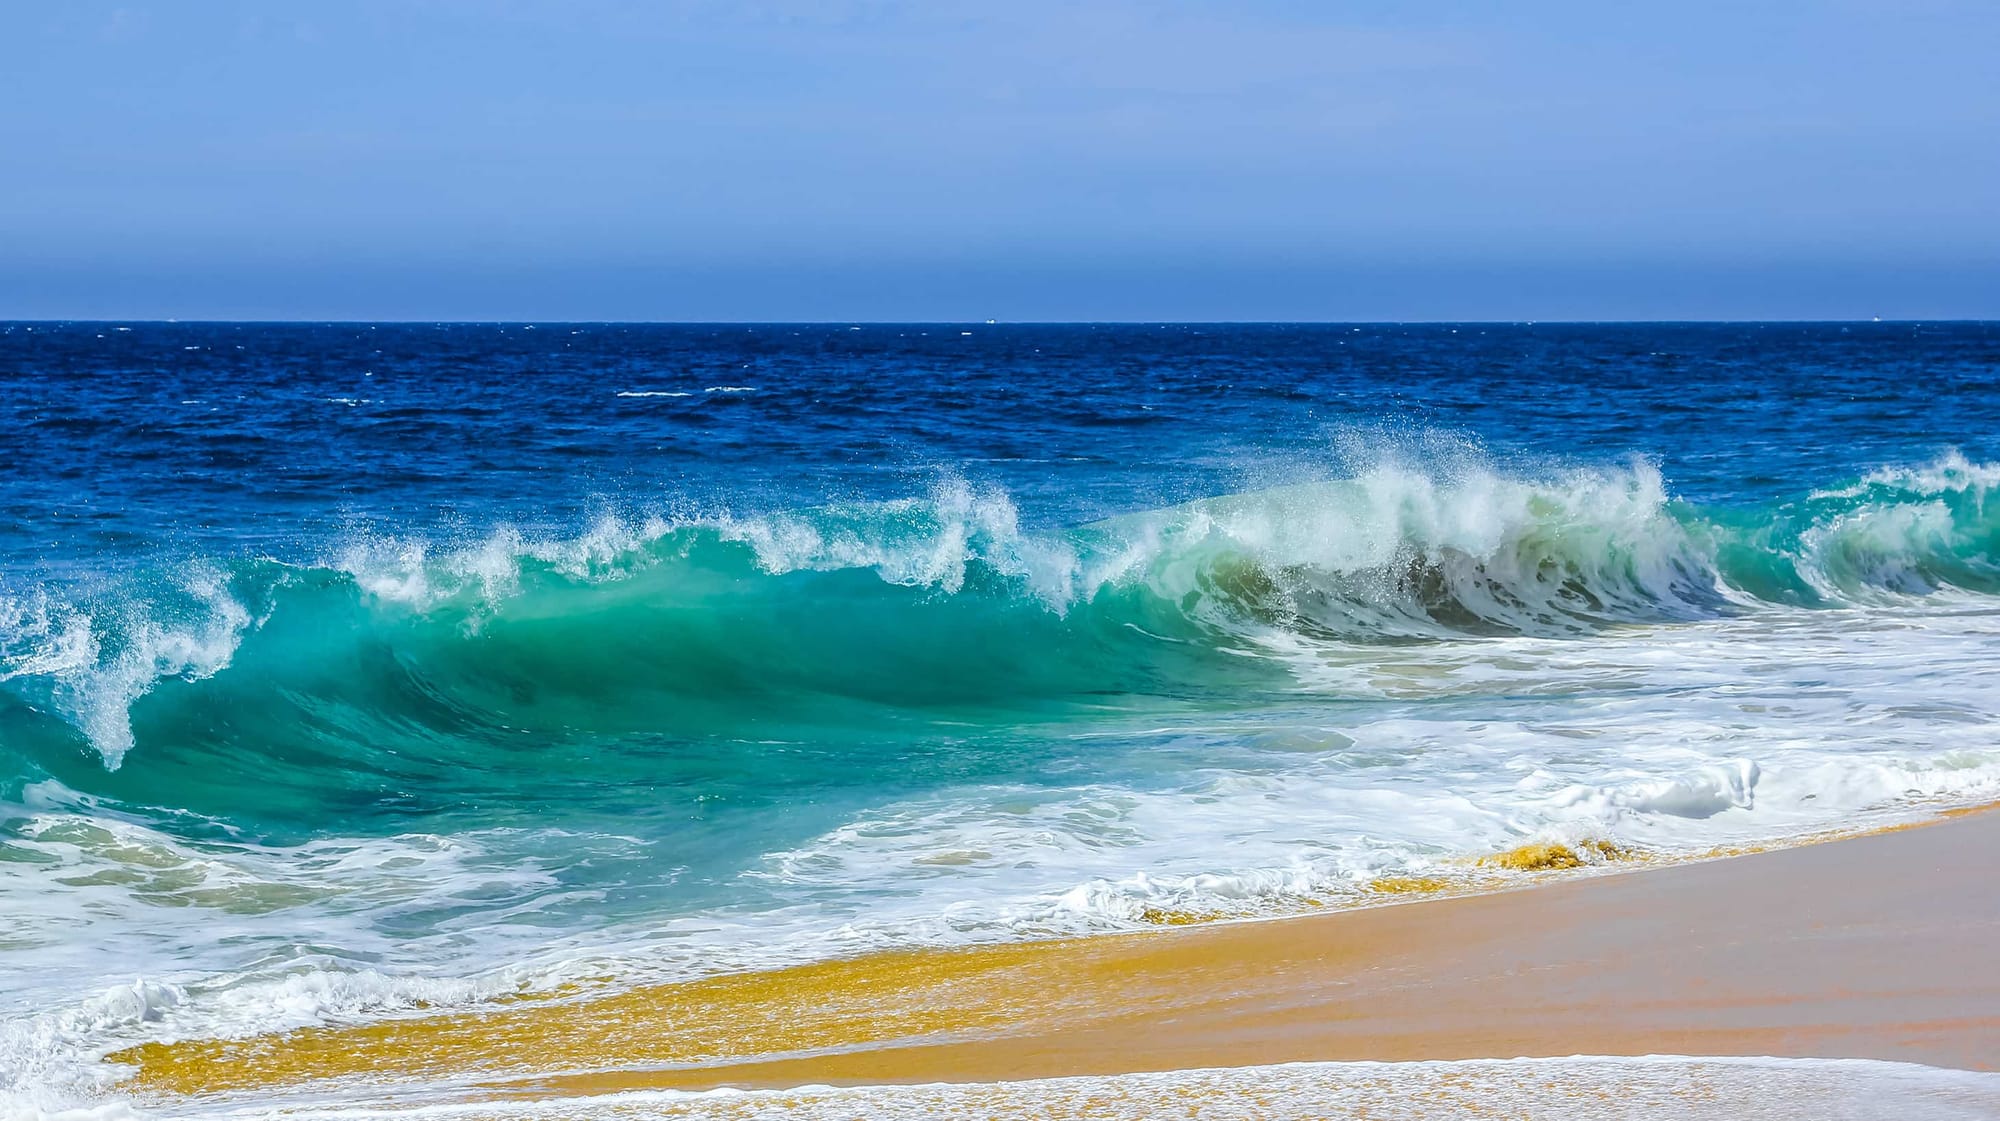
<box><xmin>118</xmin><ymin>807</ymin><xmax>2000</xmax><ymax>1108</ymax></box>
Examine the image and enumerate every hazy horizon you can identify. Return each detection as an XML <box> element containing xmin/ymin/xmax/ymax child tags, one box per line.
<box><xmin>8</xmin><ymin>315</ymin><xmax>1999</xmax><ymax>326</ymax></box>
<box><xmin>7</xmin><ymin>2</ymin><xmax>1996</xmax><ymax>320</ymax></box>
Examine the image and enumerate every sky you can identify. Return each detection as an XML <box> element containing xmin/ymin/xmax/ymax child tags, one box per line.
<box><xmin>3</xmin><ymin>1</ymin><xmax>1997</xmax><ymax>320</ymax></box>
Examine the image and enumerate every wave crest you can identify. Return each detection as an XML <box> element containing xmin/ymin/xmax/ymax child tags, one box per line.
<box><xmin>3</xmin><ymin>455</ymin><xmax>1998</xmax><ymax>771</ymax></box>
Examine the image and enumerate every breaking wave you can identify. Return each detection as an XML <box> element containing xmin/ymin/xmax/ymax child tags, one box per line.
<box><xmin>1</xmin><ymin>453</ymin><xmax>1995</xmax><ymax>781</ymax></box>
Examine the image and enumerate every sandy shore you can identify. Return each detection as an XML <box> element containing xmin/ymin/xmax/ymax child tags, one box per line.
<box><xmin>120</xmin><ymin>808</ymin><xmax>2000</xmax><ymax>1105</ymax></box>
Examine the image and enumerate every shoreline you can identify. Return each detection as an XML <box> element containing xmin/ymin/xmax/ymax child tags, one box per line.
<box><xmin>118</xmin><ymin>803</ymin><xmax>2000</xmax><ymax>1107</ymax></box>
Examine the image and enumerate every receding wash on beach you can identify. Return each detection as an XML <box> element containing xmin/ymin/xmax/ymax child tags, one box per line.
<box><xmin>6</xmin><ymin>5</ymin><xmax>1999</xmax><ymax>1119</ymax></box>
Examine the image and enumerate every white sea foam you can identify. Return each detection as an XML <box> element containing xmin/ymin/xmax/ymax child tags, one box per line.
<box><xmin>716</xmin><ymin>476</ymin><xmax>1089</xmax><ymax>604</ymax></box>
<box><xmin>0</xmin><ymin>802</ymin><xmax>607</xmax><ymax>1111</ymax></box>
<box><xmin>0</xmin><ymin>570</ymin><xmax>249</xmax><ymax>769</ymax></box>
<box><xmin>1812</xmin><ymin>448</ymin><xmax>2000</xmax><ymax>499</ymax></box>
<box><xmin>37</xmin><ymin>1057</ymin><xmax>2000</xmax><ymax>1121</ymax></box>
<box><xmin>331</xmin><ymin>514</ymin><xmax>674</xmax><ymax>613</ymax></box>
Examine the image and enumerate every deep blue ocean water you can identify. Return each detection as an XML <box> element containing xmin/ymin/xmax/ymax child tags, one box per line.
<box><xmin>3</xmin><ymin>321</ymin><xmax>1999</xmax><ymax>1103</ymax></box>
<box><xmin>5</xmin><ymin>322</ymin><xmax>1996</xmax><ymax>565</ymax></box>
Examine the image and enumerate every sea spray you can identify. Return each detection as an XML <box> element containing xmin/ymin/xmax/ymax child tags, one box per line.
<box><xmin>5</xmin><ymin>457</ymin><xmax>1999</xmax><ymax>774</ymax></box>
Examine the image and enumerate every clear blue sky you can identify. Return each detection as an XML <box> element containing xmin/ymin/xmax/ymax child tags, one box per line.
<box><xmin>5</xmin><ymin>1</ymin><xmax>1996</xmax><ymax>320</ymax></box>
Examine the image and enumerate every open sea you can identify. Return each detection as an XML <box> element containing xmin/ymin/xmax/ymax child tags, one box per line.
<box><xmin>3</xmin><ymin>321</ymin><xmax>2000</xmax><ymax>1115</ymax></box>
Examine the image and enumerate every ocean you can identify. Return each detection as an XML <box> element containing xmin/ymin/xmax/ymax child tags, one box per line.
<box><xmin>3</xmin><ymin>321</ymin><xmax>1999</xmax><ymax>1113</ymax></box>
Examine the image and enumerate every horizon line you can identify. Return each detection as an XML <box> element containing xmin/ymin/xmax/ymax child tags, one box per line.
<box><xmin>5</xmin><ymin>318</ymin><xmax>1994</xmax><ymax>328</ymax></box>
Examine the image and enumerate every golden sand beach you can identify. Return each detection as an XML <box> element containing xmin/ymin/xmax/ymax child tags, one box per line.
<box><xmin>116</xmin><ymin>806</ymin><xmax>2000</xmax><ymax>1115</ymax></box>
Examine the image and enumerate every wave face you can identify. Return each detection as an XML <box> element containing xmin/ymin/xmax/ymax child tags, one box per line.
<box><xmin>4</xmin><ymin>457</ymin><xmax>1998</xmax><ymax>786</ymax></box>
<box><xmin>6</xmin><ymin>321</ymin><xmax>2000</xmax><ymax>1113</ymax></box>
<box><xmin>0</xmin><ymin>456</ymin><xmax>1992</xmax><ymax>768</ymax></box>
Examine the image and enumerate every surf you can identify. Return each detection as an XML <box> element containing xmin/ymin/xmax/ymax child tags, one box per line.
<box><xmin>3</xmin><ymin>454</ymin><xmax>1997</xmax><ymax>790</ymax></box>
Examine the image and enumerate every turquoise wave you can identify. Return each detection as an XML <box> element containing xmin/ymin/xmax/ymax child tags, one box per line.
<box><xmin>3</xmin><ymin>457</ymin><xmax>1997</xmax><ymax>831</ymax></box>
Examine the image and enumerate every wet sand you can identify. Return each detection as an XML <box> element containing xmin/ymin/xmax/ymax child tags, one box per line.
<box><xmin>121</xmin><ymin>809</ymin><xmax>2000</xmax><ymax>1105</ymax></box>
